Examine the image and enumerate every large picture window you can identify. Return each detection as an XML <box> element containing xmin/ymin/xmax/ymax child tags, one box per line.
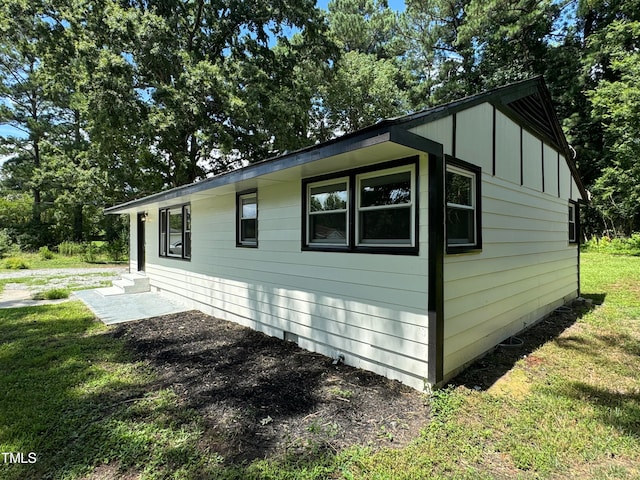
<box><xmin>302</xmin><ymin>158</ymin><xmax>418</xmax><ymax>255</ymax></box>
<box><xmin>446</xmin><ymin>159</ymin><xmax>481</xmax><ymax>253</ymax></box>
<box><xmin>159</xmin><ymin>204</ymin><xmax>191</xmax><ymax>260</ymax></box>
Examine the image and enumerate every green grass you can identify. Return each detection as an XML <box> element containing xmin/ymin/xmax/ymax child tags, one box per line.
<box><xmin>2</xmin><ymin>249</ymin><xmax>127</xmax><ymax>270</ymax></box>
<box><xmin>1</xmin><ymin>251</ymin><xmax>639</xmax><ymax>479</ymax></box>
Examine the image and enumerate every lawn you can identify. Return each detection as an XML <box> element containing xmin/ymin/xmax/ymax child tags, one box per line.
<box><xmin>1</xmin><ymin>251</ymin><xmax>639</xmax><ymax>479</ymax></box>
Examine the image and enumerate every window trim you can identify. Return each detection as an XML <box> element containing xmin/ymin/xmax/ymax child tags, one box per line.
<box><xmin>301</xmin><ymin>156</ymin><xmax>419</xmax><ymax>255</ymax></box>
<box><xmin>236</xmin><ymin>190</ymin><xmax>258</xmax><ymax>248</ymax></box>
<box><xmin>569</xmin><ymin>201</ymin><xmax>579</xmax><ymax>244</ymax></box>
<box><xmin>446</xmin><ymin>156</ymin><xmax>482</xmax><ymax>254</ymax></box>
<box><xmin>306</xmin><ymin>177</ymin><xmax>349</xmax><ymax>247</ymax></box>
<box><xmin>159</xmin><ymin>203</ymin><xmax>191</xmax><ymax>261</ymax></box>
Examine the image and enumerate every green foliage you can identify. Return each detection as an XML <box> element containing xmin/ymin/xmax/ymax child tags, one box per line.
<box><xmin>38</xmin><ymin>246</ymin><xmax>54</xmax><ymax>260</ymax></box>
<box><xmin>0</xmin><ymin>229</ymin><xmax>19</xmax><ymax>258</ymax></box>
<box><xmin>57</xmin><ymin>241</ymin><xmax>85</xmax><ymax>257</ymax></box>
<box><xmin>34</xmin><ymin>288</ymin><xmax>71</xmax><ymax>300</ymax></box>
<box><xmin>583</xmin><ymin>234</ymin><xmax>640</xmax><ymax>255</ymax></box>
<box><xmin>3</xmin><ymin>257</ymin><xmax>29</xmax><ymax>269</ymax></box>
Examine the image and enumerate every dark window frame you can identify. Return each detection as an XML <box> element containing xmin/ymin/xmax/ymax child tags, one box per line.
<box><xmin>569</xmin><ymin>200</ymin><xmax>580</xmax><ymax>244</ymax></box>
<box><xmin>159</xmin><ymin>203</ymin><xmax>191</xmax><ymax>261</ymax></box>
<box><xmin>301</xmin><ymin>156</ymin><xmax>419</xmax><ymax>255</ymax></box>
<box><xmin>446</xmin><ymin>156</ymin><xmax>482</xmax><ymax>254</ymax></box>
<box><xmin>236</xmin><ymin>189</ymin><xmax>258</xmax><ymax>248</ymax></box>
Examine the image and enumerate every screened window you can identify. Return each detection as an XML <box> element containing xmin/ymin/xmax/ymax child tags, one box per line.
<box><xmin>159</xmin><ymin>204</ymin><xmax>191</xmax><ymax>260</ymax></box>
<box><xmin>307</xmin><ymin>179</ymin><xmax>348</xmax><ymax>245</ymax></box>
<box><xmin>446</xmin><ymin>161</ymin><xmax>481</xmax><ymax>252</ymax></box>
<box><xmin>357</xmin><ymin>168</ymin><xmax>413</xmax><ymax>245</ymax></box>
<box><xmin>238</xmin><ymin>192</ymin><xmax>258</xmax><ymax>246</ymax></box>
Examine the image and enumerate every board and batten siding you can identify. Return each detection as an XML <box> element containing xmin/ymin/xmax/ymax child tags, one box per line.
<box><xmin>410</xmin><ymin>101</ymin><xmax>580</xmax><ymax>380</ymax></box>
<box><xmin>138</xmin><ymin>155</ymin><xmax>431</xmax><ymax>390</ymax></box>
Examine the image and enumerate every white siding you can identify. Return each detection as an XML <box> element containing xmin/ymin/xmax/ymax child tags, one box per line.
<box><xmin>522</xmin><ymin>130</ymin><xmax>543</xmax><ymax>191</ymax></box>
<box><xmin>129</xmin><ymin>214</ymin><xmax>138</xmax><ymax>272</ymax></box>
<box><xmin>139</xmin><ymin>155</ymin><xmax>431</xmax><ymax>391</ymax></box>
<box><xmin>443</xmin><ymin>174</ymin><xmax>578</xmax><ymax>377</ymax></box>
<box><xmin>456</xmin><ymin>103</ymin><xmax>493</xmax><ymax>173</ymax></box>
<box><xmin>495</xmin><ymin>110</ymin><xmax>521</xmax><ymax>184</ymax></box>
<box><xmin>543</xmin><ymin>143</ymin><xmax>558</xmax><ymax>196</ymax></box>
<box><xmin>407</xmin><ymin>103</ymin><xmax>580</xmax><ymax>382</ymax></box>
<box><xmin>409</xmin><ymin>116</ymin><xmax>454</xmax><ymax>156</ymax></box>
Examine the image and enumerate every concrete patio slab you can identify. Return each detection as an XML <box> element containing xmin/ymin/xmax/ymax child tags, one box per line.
<box><xmin>73</xmin><ymin>289</ymin><xmax>191</xmax><ymax>325</ymax></box>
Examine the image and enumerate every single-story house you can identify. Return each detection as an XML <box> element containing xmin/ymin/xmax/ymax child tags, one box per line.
<box><xmin>106</xmin><ymin>76</ymin><xmax>587</xmax><ymax>391</ymax></box>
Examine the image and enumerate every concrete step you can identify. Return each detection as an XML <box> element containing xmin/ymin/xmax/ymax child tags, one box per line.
<box><xmin>97</xmin><ymin>273</ymin><xmax>150</xmax><ymax>296</ymax></box>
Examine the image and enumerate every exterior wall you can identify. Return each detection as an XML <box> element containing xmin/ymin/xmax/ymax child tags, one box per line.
<box><xmin>411</xmin><ymin>102</ymin><xmax>580</xmax><ymax>381</ymax></box>
<box><xmin>138</xmin><ymin>155</ymin><xmax>431</xmax><ymax>390</ymax></box>
<box><xmin>129</xmin><ymin>214</ymin><xmax>138</xmax><ymax>272</ymax></box>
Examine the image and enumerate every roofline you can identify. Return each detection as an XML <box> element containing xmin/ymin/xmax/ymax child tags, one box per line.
<box><xmin>106</xmin><ymin>76</ymin><xmax>588</xmax><ymax>213</ymax></box>
<box><xmin>105</xmin><ymin>124</ymin><xmax>436</xmax><ymax>213</ymax></box>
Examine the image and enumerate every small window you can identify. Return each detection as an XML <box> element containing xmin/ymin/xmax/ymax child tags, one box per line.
<box><xmin>159</xmin><ymin>204</ymin><xmax>191</xmax><ymax>260</ymax></box>
<box><xmin>446</xmin><ymin>160</ymin><xmax>481</xmax><ymax>252</ymax></box>
<box><xmin>357</xmin><ymin>168</ymin><xmax>413</xmax><ymax>245</ymax></box>
<box><xmin>307</xmin><ymin>179</ymin><xmax>349</xmax><ymax>245</ymax></box>
<box><xmin>569</xmin><ymin>203</ymin><xmax>578</xmax><ymax>243</ymax></box>
<box><xmin>237</xmin><ymin>192</ymin><xmax>258</xmax><ymax>247</ymax></box>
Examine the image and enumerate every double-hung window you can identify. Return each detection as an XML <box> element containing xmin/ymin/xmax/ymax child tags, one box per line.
<box><xmin>357</xmin><ymin>168</ymin><xmax>413</xmax><ymax>245</ymax></box>
<box><xmin>307</xmin><ymin>179</ymin><xmax>349</xmax><ymax>245</ymax></box>
<box><xmin>568</xmin><ymin>202</ymin><xmax>578</xmax><ymax>243</ymax></box>
<box><xmin>159</xmin><ymin>204</ymin><xmax>191</xmax><ymax>260</ymax></box>
<box><xmin>446</xmin><ymin>159</ymin><xmax>481</xmax><ymax>252</ymax></box>
<box><xmin>303</xmin><ymin>158</ymin><xmax>418</xmax><ymax>254</ymax></box>
<box><xmin>237</xmin><ymin>191</ymin><xmax>258</xmax><ymax>247</ymax></box>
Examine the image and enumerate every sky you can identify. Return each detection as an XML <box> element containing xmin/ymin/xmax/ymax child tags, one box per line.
<box><xmin>0</xmin><ymin>0</ymin><xmax>406</xmax><ymax>142</ymax></box>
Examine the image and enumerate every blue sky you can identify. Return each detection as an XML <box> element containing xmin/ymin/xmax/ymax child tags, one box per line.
<box><xmin>1</xmin><ymin>1</ymin><xmax>406</xmax><ymax>141</ymax></box>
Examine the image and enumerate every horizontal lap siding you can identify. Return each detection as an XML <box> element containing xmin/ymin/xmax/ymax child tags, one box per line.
<box><xmin>443</xmin><ymin>173</ymin><xmax>578</xmax><ymax>377</ymax></box>
<box><xmin>142</xmin><ymin>155</ymin><xmax>430</xmax><ymax>390</ymax></box>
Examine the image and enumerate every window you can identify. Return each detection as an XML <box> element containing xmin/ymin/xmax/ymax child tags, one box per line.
<box><xmin>159</xmin><ymin>204</ymin><xmax>191</xmax><ymax>260</ymax></box>
<box><xmin>307</xmin><ymin>179</ymin><xmax>348</xmax><ymax>245</ymax></box>
<box><xmin>302</xmin><ymin>157</ymin><xmax>418</xmax><ymax>254</ymax></box>
<box><xmin>237</xmin><ymin>191</ymin><xmax>258</xmax><ymax>247</ymax></box>
<box><xmin>446</xmin><ymin>159</ymin><xmax>481</xmax><ymax>252</ymax></box>
<box><xmin>569</xmin><ymin>203</ymin><xmax>578</xmax><ymax>243</ymax></box>
<box><xmin>357</xmin><ymin>168</ymin><xmax>413</xmax><ymax>245</ymax></box>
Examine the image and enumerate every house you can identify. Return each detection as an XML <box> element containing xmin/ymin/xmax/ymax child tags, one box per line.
<box><xmin>106</xmin><ymin>77</ymin><xmax>587</xmax><ymax>391</ymax></box>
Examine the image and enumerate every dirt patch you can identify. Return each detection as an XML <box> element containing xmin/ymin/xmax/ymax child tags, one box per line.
<box><xmin>112</xmin><ymin>311</ymin><xmax>429</xmax><ymax>464</ymax></box>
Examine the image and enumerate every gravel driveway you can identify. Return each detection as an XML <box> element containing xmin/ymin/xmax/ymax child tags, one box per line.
<box><xmin>0</xmin><ymin>266</ymin><xmax>128</xmax><ymax>307</ymax></box>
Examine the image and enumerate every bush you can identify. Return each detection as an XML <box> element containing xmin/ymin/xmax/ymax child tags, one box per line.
<box><xmin>82</xmin><ymin>242</ymin><xmax>99</xmax><ymax>263</ymax></box>
<box><xmin>34</xmin><ymin>288</ymin><xmax>70</xmax><ymax>300</ymax></box>
<box><xmin>0</xmin><ymin>229</ymin><xmax>19</xmax><ymax>259</ymax></box>
<box><xmin>583</xmin><ymin>234</ymin><xmax>640</xmax><ymax>255</ymax></box>
<box><xmin>4</xmin><ymin>257</ymin><xmax>29</xmax><ymax>269</ymax></box>
<box><xmin>39</xmin><ymin>246</ymin><xmax>54</xmax><ymax>260</ymax></box>
<box><xmin>57</xmin><ymin>241</ymin><xmax>85</xmax><ymax>257</ymax></box>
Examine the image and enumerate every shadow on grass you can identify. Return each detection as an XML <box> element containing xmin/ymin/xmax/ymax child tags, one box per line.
<box><xmin>0</xmin><ymin>303</ymin><xmax>211</xmax><ymax>480</ymax></box>
<box><xmin>449</xmin><ymin>297</ymin><xmax>603</xmax><ymax>391</ymax></box>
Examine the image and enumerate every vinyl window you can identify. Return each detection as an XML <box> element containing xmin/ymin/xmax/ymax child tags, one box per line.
<box><xmin>159</xmin><ymin>204</ymin><xmax>191</xmax><ymax>260</ymax></box>
<box><xmin>237</xmin><ymin>192</ymin><xmax>258</xmax><ymax>247</ymax></box>
<box><xmin>446</xmin><ymin>160</ymin><xmax>482</xmax><ymax>252</ymax></box>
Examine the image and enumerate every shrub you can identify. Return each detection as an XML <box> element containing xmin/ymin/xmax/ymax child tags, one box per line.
<box><xmin>34</xmin><ymin>288</ymin><xmax>70</xmax><ymax>300</ymax></box>
<box><xmin>583</xmin><ymin>234</ymin><xmax>640</xmax><ymax>255</ymax></box>
<box><xmin>58</xmin><ymin>241</ymin><xmax>85</xmax><ymax>256</ymax></box>
<box><xmin>4</xmin><ymin>257</ymin><xmax>29</xmax><ymax>269</ymax></box>
<box><xmin>0</xmin><ymin>229</ymin><xmax>19</xmax><ymax>258</ymax></box>
<box><xmin>39</xmin><ymin>246</ymin><xmax>54</xmax><ymax>260</ymax></box>
<box><xmin>82</xmin><ymin>242</ymin><xmax>99</xmax><ymax>263</ymax></box>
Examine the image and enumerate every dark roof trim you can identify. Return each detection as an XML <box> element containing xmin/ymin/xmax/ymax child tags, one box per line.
<box><xmin>106</xmin><ymin>124</ymin><xmax>433</xmax><ymax>213</ymax></box>
<box><xmin>106</xmin><ymin>76</ymin><xmax>587</xmax><ymax>213</ymax></box>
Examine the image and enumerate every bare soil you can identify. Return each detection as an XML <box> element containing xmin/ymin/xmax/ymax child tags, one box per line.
<box><xmin>112</xmin><ymin>311</ymin><xmax>430</xmax><ymax>464</ymax></box>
